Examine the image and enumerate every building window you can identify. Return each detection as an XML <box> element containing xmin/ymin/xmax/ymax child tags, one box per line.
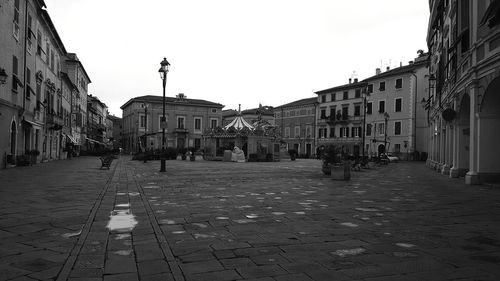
<box><xmin>394</xmin><ymin>143</ymin><xmax>401</xmax><ymax>153</ymax></box>
<box><xmin>319</xmin><ymin>128</ymin><xmax>327</xmax><ymax>138</ymax></box>
<box><xmin>37</xmin><ymin>30</ymin><xmax>43</xmax><ymax>56</ymax></box>
<box><xmin>194</xmin><ymin>138</ymin><xmax>201</xmax><ymax>150</ymax></box>
<box><xmin>379</xmin><ymin>81</ymin><xmax>385</xmax><ymax>91</ymax></box>
<box><xmin>331</xmin><ymin>93</ymin><xmax>336</xmax><ymax>101</ymax></box>
<box><xmin>352</xmin><ymin>127</ymin><xmax>360</xmax><ymax>138</ymax></box>
<box><xmin>354</xmin><ymin>105</ymin><xmax>361</xmax><ymax>116</ymax></box>
<box><xmin>342</xmin><ymin>107</ymin><xmax>348</xmax><ymax>119</ymax></box>
<box><xmin>340</xmin><ymin>127</ymin><xmax>349</xmax><ymax>138</ymax></box>
<box><xmin>367</xmin><ymin>102</ymin><xmax>372</xmax><ymax>114</ymax></box>
<box><xmin>285</xmin><ymin>127</ymin><xmax>290</xmax><ymax>138</ymax></box>
<box><xmin>194</xmin><ymin>117</ymin><xmax>202</xmax><ymax>132</ymax></box>
<box><xmin>355</xmin><ymin>89</ymin><xmax>361</xmax><ymax>98</ymax></box>
<box><xmin>366</xmin><ymin>124</ymin><xmax>372</xmax><ymax>136</ymax></box>
<box><xmin>211</xmin><ymin>108</ymin><xmax>217</xmax><ymax>113</ymax></box>
<box><xmin>343</xmin><ymin>91</ymin><xmax>348</xmax><ymax>100</ymax></box>
<box><xmin>394</xmin><ymin>121</ymin><xmax>401</xmax><ymax>135</ymax></box>
<box><xmin>158</xmin><ymin>115</ymin><xmax>168</xmax><ymax>131</ymax></box>
<box><xmin>377</xmin><ymin>123</ymin><xmax>385</xmax><ymax>136</ymax></box>
<box><xmin>395</xmin><ymin>98</ymin><xmax>402</xmax><ymax>112</ymax></box>
<box><xmin>27</xmin><ymin>14</ymin><xmax>33</xmax><ymax>53</ymax></box>
<box><xmin>294</xmin><ymin>126</ymin><xmax>300</xmax><ymax>138</ymax></box>
<box><xmin>329</xmin><ymin>107</ymin><xmax>335</xmax><ymax>118</ymax></box>
<box><xmin>321</xmin><ymin>95</ymin><xmax>326</xmax><ymax>103</ymax></box>
<box><xmin>306</xmin><ymin>126</ymin><xmax>312</xmax><ymax>137</ymax></box>
<box><xmin>395</xmin><ymin>78</ymin><xmax>403</xmax><ymax>89</ymax></box>
<box><xmin>378</xmin><ymin>100</ymin><xmax>385</xmax><ymax>113</ymax></box>
<box><xmin>26</xmin><ymin>68</ymin><xmax>31</xmax><ymax>99</ymax></box>
<box><xmin>50</xmin><ymin>50</ymin><xmax>55</xmax><ymax>72</ymax></box>
<box><xmin>140</xmin><ymin>114</ymin><xmax>146</xmax><ymax>128</ymax></box>
<box><xmin>210</xmin><ymin>119</ymin><xmax>218</xmax><ymax>129</ymax></box>
<box><xmin>12</xmin><ymin>56</ymin><xmax>19</xmax><ymax>92</ymax></box>
<box><xmin>13</xmin><ymin>0</ymin><xmax>20</xmax><ymax>39</ymax></box>
<box><xmin>367</xmin><ymin>84</ymin><xmax>373</xmax><ymax>93</ymax></box>
<box><xmin>320</xmin><ymin>108</ymin><xmax>326</xmax><ymax>119</ymax></box>
<box><xmin>177</xmin><ymin>116</ymin><xmax>185</xmax><ymax>129</ymax></box>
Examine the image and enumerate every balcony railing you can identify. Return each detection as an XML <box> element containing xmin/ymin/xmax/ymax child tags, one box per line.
<box><xmin>320</xmin><ymin>115</ymin><xmax>363</xmax><ymax>125</ymax></box>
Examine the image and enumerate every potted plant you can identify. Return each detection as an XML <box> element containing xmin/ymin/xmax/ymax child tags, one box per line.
<box><xmin>188</xmin><ymin>147</ymin><xmax>196</xmax><ymax>161</ymax></box>
<box><xmin>178</xmin><ymin>147</ymin><xmax>188</xmax><ymax>160</ymax></box>
<box><xmin>321</xmin><ymin>145</ymin><xmax>350</xmax><ymax>180</ymax></box>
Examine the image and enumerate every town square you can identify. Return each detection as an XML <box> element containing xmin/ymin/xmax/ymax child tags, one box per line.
<box><xmin>1</xmin><ymin>0</ymin><xmax>500</xmax><ymax>280</ymax></box>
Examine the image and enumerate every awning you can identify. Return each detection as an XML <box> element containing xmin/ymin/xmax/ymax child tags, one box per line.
<box><xmin>66</xmin><ymin>134</ymin><xmax>77</xmax><ymax>144</ymax></box>
<box><xmin>85</xmin><ymin>137</ymin><xmax>105</xmax><ymax>145</ymax></box>
<box><xmin>22</xmin><ymin>119</ymin><xmax>41</xmax><ymax>128</ymax></box>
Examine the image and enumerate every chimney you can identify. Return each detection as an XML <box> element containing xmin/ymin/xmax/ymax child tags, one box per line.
<box><xmin>177</xmin><ymin>93</ymin><xmax>185</xmax><ymax>100</ymax></box>
<box><xmin>354</xmin><ymin>78</ymin><xmax>358</xmax><ymax>83</ymax></box>
<box><xmin>349</xmin><ymin>78</ymin><xmax>352</xmax><ymax>84</ymax></box>
<box><xmin>376</xmin><ymin>68</ymin><xmax>381</xmax><ymax>75</ymax></box>
<box><xmin>386</xmin><ymin>66</ymin><xmax>390</xmax><ymax>71</ymax></box>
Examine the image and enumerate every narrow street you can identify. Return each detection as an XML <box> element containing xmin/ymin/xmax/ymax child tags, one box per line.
<box><xmin>1</xmin><ymin>157</ymin><xmax>499</xmax><ymax>280</ymax></box>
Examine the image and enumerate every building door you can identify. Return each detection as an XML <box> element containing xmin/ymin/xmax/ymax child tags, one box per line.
<box><xmin>10</xmin><ymin>121</ymin><xmax>17</xmax><ymax>155</ymax></box>
<box><xmin>306</xmin><ymin>143</ymin><xmax>311</xmax><ymax>157</ymax></box>
<box><xmin>378</xmin><ymin>144</ymin><xmax>385</xmax><ymax>155</ymax></box>
<box><xmin>177</xmin><ymin>137</ymin><xmax>185</xmax><ymax>149</ymax></box>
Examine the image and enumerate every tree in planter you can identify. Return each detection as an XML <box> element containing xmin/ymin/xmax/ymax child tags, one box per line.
<box><xmin>288</xmin><ymin>149</ymin><xmax>297</xmax><ymax>161</ymax></box>
<box><xmin>321</xmin><ymin>145</ymin><xmax>350</xmax><ymax>180</ymax></box>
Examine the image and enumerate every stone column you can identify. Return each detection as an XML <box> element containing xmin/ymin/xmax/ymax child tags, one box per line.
<box><xmin>466</xmin><ymin>84</ymin><xmax>480</xmax><ymax>184</ymax></box>
<box><xmin>442</xmin><ymin>123</ymin><xmax>452</xmax><ymax>175</ymax></box>
<box><xmin>450</xmin><ymin>118</ymin><xmax>461</xmax><ymax>178</ymax></box>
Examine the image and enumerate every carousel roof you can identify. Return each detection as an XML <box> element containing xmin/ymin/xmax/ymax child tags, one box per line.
<box><xmin>224</xmin><ymin>115</ymin><xmax>255</xmax><ymax>130</ymax></box>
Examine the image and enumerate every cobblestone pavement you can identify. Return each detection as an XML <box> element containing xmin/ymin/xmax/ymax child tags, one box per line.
<box><xmin>1</xmin><ymin>156</ymin><xmax>500</xmax><ymax>281</ymax></box>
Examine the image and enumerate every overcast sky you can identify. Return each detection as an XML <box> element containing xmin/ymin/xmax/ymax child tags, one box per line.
<box><xmin>44</xmin><ymin>0</ymin><xmax>429</xmax><ymax>117</ymax></box>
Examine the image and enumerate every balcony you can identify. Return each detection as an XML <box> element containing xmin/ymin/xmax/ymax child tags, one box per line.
<box><xmin>174</xmin><ymin>128</ymin><xmax>189</xmax><ymax>134</ymax></box>
<box><xmin>321</xmin><ymin>115</ymin><xmax>363</xmax><ymax>125</ymax></box>
<box><xmin>46</xmin><ymin>111</ymin><xmax>63</xmax><ymax>130</ymax></box>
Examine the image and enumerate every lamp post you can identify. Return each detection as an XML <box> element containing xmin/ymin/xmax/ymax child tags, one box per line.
<box><xmin>383</xmin><ymin>112</ymin><xmax>390</xmax><ymax>154</ymax></box>
<box><xmin>0</xmin><ymin>68</ymin><xmax>8</xmax><ymax>84</ymax></box>
<box><xmin>142</xmin><ymin>103</ymin><xmax>148</xmax><ymax>163</ymax></box>
<box><xmin>158</xmin><ymin>58</ymin><xmax>170</xmax><ymax>173</ymax></box>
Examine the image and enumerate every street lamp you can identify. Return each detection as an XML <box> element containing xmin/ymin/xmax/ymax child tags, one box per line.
<box><xmin>0</xmin><ymin>68</ymin><xmax>8</xmax><ymax>84</ymax></box>
<box><xmin>142</xmin><ymin>103</ymin><xmax>148</xmax><ymax>163</ymax></box>
<box><xmin>383</xmin><ymin>112</ymin><xmax>390</xmax><ymax>154</ymax></box>
<box><xmin>158</xmin><ymin>57</ymin><xmax>170</xmax><ymax>172</ymax></box>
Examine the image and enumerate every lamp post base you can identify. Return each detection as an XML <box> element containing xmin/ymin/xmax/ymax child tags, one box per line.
<box><xmin>160</xmin><ymin>159</ymin><xmax>166</xmax><ymax>172</ymax></box>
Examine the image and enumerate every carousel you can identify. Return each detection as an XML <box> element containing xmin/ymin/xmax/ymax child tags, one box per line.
<box><xmin>203</xmin><ymin>107</ymin><xmax>282</xmax><ymax>161</ymax></box>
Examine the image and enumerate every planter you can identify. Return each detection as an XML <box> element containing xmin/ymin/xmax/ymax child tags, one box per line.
<box><xmin>331</xmin><ymin>162</ymin><xmax>351</xmax><ymax>180</ymax></box>
<box><xmin>190</xmin><ymin>155</ymin><xmax>196</xmax><ymax>161</ymax></box>
<box><xmin>181</xmin><ymin>155</ymin><xmax>187</xmax><ymax>160</ymax></box>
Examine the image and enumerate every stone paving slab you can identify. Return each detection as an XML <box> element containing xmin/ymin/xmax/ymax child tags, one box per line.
<box><xmin>1</xmin><ymin>156</ymin><xmax>500</xmax><ymax>280</ymax></box>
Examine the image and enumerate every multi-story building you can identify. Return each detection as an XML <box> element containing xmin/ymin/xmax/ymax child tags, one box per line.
<box><xmin>65</xmin><ymin>53</ymin><xmax>91</xmax><ymax>154</ymax></box>
<box><xmin>107</xmin><ymin>115</ymin><xmax>122</xmax><ymax>150</ymax></box>
<box><xmin>1</xmin><ymin>0</ymin><xmax>71</xmax><ymax>165</ymax></box>
<box><xmin>121</xmin><ymin>93</ymin><xmax>224</xmax><ymax>153</ymax></box>
<box><xmin>363</xmin><ymin>55</ymin><xmax>429</xmax><ymax>160</ymax></box>
<box><xmin>222</xmin><ymin>105</ymin><xmax>274</xmax><ymax>127</ymax></box>
<box><xmin>274</xmin><ymin>97</ymin><xmax>318</xmax><ymax>157</ymax></box>
<box><xmin>426</xmin><ymin>0</ymin><xmax>500</xmax><ymax>184</ymax></box>
<box><xmin>315</xmin><ymin>79</ymin><xmax>367</xmax><ymax>157</ymax></box>
<box><xmin>85</xmin><ymin>94</ymin><xmax>108</xmax><ymax>153</ymax></box>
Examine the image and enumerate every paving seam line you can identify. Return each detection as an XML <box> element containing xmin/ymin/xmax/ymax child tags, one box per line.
<box><xmin>132</xmin><ymin>168</ymin><xmax>185</xmax><ymax>281</ymax></box>
<box><xmin>56</xmin><ymin>158</ymin><xmax>121</xmax><ymax>281</ymax></box>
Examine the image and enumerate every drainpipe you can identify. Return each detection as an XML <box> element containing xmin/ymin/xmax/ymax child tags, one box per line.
<box><xmin>411</xmin><ymin>71</ymin><xmax>418</xmax><ymax>161</ymax></box>
<box><xmin>22</xmin><ymin>0</ymin><xmax>29</xmax><ymax>111</ymax></box>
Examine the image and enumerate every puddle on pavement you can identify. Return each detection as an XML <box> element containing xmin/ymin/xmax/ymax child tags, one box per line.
<box><xmin>331</xmin><ymin>248</ymin><xmax>366</xmax><ymax>257</ymax></box>
<box><xmin>245</xmin><ymin>214</ymin><xmax>259</xmax><ymax>219</ymax></box>
<box><xmin>160</xmin><ymin>219</ymin><xmax>177</xmax><ymax>224</ymax></box>
<box><xmin>272</xmin><ymin>212</ymin><xmax>286</xmax><ymax>216</ymax></box>
<box><xmin>106</xmin><ymin>209</ymin><xmax>138</xmax><ymax>233</ymax></box>
<box><xmin>116</xmin><ymin>203</ymin><xmax>130</xmax><ymax>208</ymax></box>
<box><xmin>274</xmin><ymin>197</ymin><xmax>282</xmax><ymax>200</ymax></box>
<box><xmin>396</xmin><ymin>243</ymin><xmax>416</xmax><ymax>248</ymax></box>
<box><xmin>340</xmin><ymin>222</ymin><xmax>359</xmax><ymax>227</ymax></box>
<box><xmin>172</xmin><ymin>230</ymin><xmax>186</xmax><ymax>234</ymax></box>
<box><xmin>362</xmin><ymin>200</ymin><xmax>374</xmax><ymax>203</ymax></box>
<box><xmin>114</xmin><ymin>250</ymin><xmax>132</xmax><ymax>256</ymax></box>
<box><xmin>143</xmin><ymin>185</ymin><xmax>160</xmax><ymax>189</ymax></box>
<box><xmin>294</xmin><ymin>211</ymin><xmax>306</xmax><ymax>215</ymax></box>
<box><xmin>194</xmin><ymin>233</ymin><xmax>214</xmax><ymax>239</ymax></box>
<box><xmin>62</xmin><ymin>230</ymin><xmax>82</xmax><ymax>239</ymax></box>
<box><xmin>216</xmin><ymin>216</ymin><xmax>229</xmax><ymax>220</ymax></box>
<box><xmin>114</xmin><ymin>233</ymin><xmax>131</xmax><ymax>240</ymax></box>
<box><xmin>237</xmin><ymin>205</ymin><xmax>253</xmax><ymax>209</ymax></box>
<box><xmin>128</xmin><ymin>192</ymin><xmax>140</xmax><ymax>196</ymax></box>
<box><xmin>352</xmin><ymin>190</ymin><xmax>366</xmax><ymax>194</ymax></box>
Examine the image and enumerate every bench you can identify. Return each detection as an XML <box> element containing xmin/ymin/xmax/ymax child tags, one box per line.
<box><xmin>99</xmin><ymin>156</ymin><xmax>114</xmax><ymax>169</ymax></box>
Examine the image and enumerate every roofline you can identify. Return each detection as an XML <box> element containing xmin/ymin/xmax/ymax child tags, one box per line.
<box><xmin>66</xmin><ymin>53</ymin><xmax>92</xmax><ymax>83</ymax></box>
<box><xmin>40</xmin><ymin>9</ymin><xmax>67</xmax><ymax>55</ymax></box>
<box><xmin>362</xmin><ymin>58</ymin><xmax>428</xmax><ymax>82</ymax></box>
<box><xmin>275</xmin><ymin>97</ymin><xmax>318</xmax><ymax>109</ymax></box>
<box><xmin>120</xmin><ymin>95</ymin><xmax>225</xmax><ymax>110</ymax></box>
<box><xmin>315</xmin><ymin>81</ymin><xmax>367</xmax><ymax>95</ymax></box>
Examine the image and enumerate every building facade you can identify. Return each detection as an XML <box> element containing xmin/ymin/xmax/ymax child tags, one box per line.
<box><xmin>427</xmin><ymin>0</ymin><xmax>500</xmax><ymax>184</ymax></box>
<box><xmin>107</xmin><ymin>115</ymin><xmax>122</xmax><ymax>150</ymax></box>
<box><xmin>85</xmin><ymin>94</ymin><xmax>108</xmax><ymax>153</ymax></box>
<box><xmin>274</xmin><ymin>97</ymin><xmax>318</xmax><ymax>157</ymax></box>
<box><xmin>121</xmin><ymin>94</ymin><xmax>224</xmax><ymax>153</ymax></box>
<box><xmin>363</xmin><ymin>56</ymin><xmax>430</xmax><ymax>160</ymax></box>
<box><xmin>315</xmin><ymin>79</ymin><xmax>367</xmax><ymax>157</ymax></box>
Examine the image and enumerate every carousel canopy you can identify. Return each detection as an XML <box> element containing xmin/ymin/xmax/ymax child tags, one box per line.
<box><xmin>224</xmin><ymin>115</ymin><xmax>255</xmax><ymax>130</ymax></box>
